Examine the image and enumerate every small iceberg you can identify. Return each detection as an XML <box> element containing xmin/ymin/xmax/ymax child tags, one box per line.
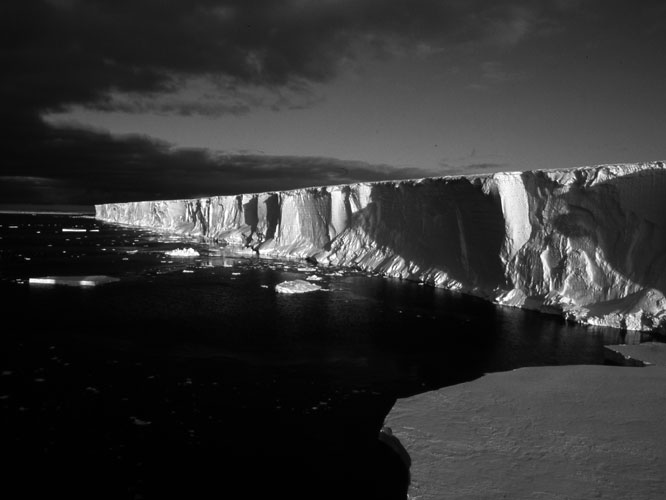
<box><xmin>165</xmin><ymin>247</ymin><xmax>200</xmax><ymax>257</ymax></box>
<box><xmin>305</xmin><ymin>275</ymin><xmax>323</xmax><ymax>281</ymax></box>
<box><xmin>29</xmin><ymin>275</ymin><xmax>120</xmax><ymax>287</ymax></box>
<box><xmin>62</xmin><ymin>228</ymin><xmax>86</xmax><ymax>232</ymax></box>
<box><xmin>275</xmin><ymin>279</ymin><xmax>323</xmax><ymax>294</ymax></box>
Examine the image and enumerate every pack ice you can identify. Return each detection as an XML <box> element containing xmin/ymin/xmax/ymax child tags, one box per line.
<box><xmin>95</xmin><ymin>162</ymin><xmax>666</xmax><ymax>331</ymax></box>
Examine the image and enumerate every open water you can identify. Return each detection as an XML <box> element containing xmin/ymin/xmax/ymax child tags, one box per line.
<box><xmin>0</xmin><ymin>213</ymin><xmax>648</xmax><ymax>499</ymax></box>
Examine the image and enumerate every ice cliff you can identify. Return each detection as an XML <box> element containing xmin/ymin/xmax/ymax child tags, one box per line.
<box><xmin>96</xmin><ymin>162</ymin><xmax>666</xmax><ymax>331</ymax></box>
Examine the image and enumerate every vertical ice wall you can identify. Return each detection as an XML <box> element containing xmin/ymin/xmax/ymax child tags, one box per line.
<box><xmin>96</xmin><ymin>161</ymin><xmax>666</xmax><ymax>331</ymax></box>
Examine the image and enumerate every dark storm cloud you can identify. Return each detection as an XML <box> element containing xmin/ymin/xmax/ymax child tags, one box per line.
<box><xmin>0</xmin><ymin>121</ymin><xmax>428</xmax><ymax>204</ymax></box>
<box><xmin>2</xmin><ymin>0</ymin><xmax>664</xmax><ymax>204</ymax></box>
<box><xmin>3</xmin><ymin>0</ymin><xmax>577</xmax><ymax>116</ymax></box>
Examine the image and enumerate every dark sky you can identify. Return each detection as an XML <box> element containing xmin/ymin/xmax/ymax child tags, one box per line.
<box><xmin>2</xmin><ymin>0</ymin><xmax>665</xmax><ymax>205</ymax></box>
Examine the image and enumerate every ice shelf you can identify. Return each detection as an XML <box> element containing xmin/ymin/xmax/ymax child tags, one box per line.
<box><xmin>95</xmin><ymin>161</ymin><xmax>666</xmax><ymax>331</ymax></box>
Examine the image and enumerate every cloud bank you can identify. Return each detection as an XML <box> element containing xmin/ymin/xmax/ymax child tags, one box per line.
<box><xmin>2</xmin><ymin>0</ymin><xmax>661</xmax><ymax>204</ymax></box>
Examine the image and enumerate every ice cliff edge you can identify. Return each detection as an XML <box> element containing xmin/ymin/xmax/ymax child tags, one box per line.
<box><xmin>96</xmin><ymin>162</ymin><xmax>666</xmax><ymax>331</ymax></box>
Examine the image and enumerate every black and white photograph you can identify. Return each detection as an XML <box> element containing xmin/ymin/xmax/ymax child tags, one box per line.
<box><xmin>1</xmin><ymin>1</ymin><xmax>665</xmax><ymax>499</ymax></box>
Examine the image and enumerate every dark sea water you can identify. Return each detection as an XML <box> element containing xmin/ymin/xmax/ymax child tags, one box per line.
<box><xmin>0</xmin><ymin>213</ymin><xmax>649</xmax><ymax>499</ymax></box>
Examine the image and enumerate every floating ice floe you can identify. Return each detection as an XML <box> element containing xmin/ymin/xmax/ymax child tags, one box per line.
<box><xmin>275</xmin><ymin>279</ymin><xmax>323</xmax><ymax>294</ymax></box>
<box><xmin>130</xmin><ymin>416</ymin><xmax>151</xmax><ymax>426</ymax></box>
<box><xmin>29</xmin><ymin>275</ymin><xmax>120</xmax><ymax>287</ymax></box>
<box><xmin>306</xmin><ymin>275</ymin><xmax>323</xmax><ymax>281</ymax></box>
<box><xmin>62</xmin><ymin>228</ymin><xmax>86</xmax><ymax>232</ymax></box>
<box><xmin>165</xmin><ymin>247</ymin><xmax>200</xmax><ymax>257</ymax></box>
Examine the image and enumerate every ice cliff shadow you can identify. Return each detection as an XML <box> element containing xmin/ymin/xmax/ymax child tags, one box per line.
<box><xmin>339</xmin><ymin>169</ymin><xmax>665</xmax><ymax>310</ymax></box>
<box><xmin>542</xmin><ymin>168</ymin><xmax>666</xmax><ymax>298</ymax></box>
<box><xmin>346</xmin><ymin>178</ymin><xmax>508</xmax><ymax>290</ymax></box>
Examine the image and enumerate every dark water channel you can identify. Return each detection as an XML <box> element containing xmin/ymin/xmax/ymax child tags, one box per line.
<box><xmin>0</xmin><ymin>214</ymin><xmax>645</xmax><ymax>499</ymax></box>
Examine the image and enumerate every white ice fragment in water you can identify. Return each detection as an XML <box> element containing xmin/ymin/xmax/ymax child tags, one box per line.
<box><xmin>182</xmin><ymin>269</ymin><xmax>194</xmax><ymax>273</ymax></box>
<box><xmin>29</xmin><ymin>275</ymin><xmax>120</xmax><ymax>287</ymax></box>
<box><xmin>62</xmin><ymin>228</ymin><xmax>86</xmax><ymax>232</ymax></box>
<box><xmin>130</xmin><ymin>416</ymin><xmax>151</xmax><ymax>426</ymax></box>
<box><xmin>231</xmin><ymin>272</ymin><xmax>241</xmax><ymax>276</ymax></box>
<box><xmin>165</xmin><ymin>247</ymin><xmax>199</xmax><ymax>257</ymax></box>
<box><xmin>306</xmin><ymin>275</ymin><xmax>322</xmax><ymax>281</ymax></box>
<box><xmin>275</xmin><ymin>279</ymin><xmax>323</xmax><ymax>294</ymax></box>
<box><xmin>297</xmin><ymin>267</ymin><xmax>317</xmax><ymax>272</ymax></box>
<box><xmin>89</xmin><ymin>229</ymin><xmax>99</xmax><ymax>232</ymax></box>
<box><xmin>260</xmin><ymin>285</ymin><xmax>269</xmax><ymax>288</ymax></box>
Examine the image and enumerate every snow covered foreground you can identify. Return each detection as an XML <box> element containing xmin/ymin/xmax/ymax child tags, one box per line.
<box><xmin>384</xmin><ymin>349</ymin><xmax>666</xmax><ymax>500</ymax></box>
<box><xmin>96</xmin><ymin>161</ymin><xmax>666</xmax><ymax>331</ymax></box>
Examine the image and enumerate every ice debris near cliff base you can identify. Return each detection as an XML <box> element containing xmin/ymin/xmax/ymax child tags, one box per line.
<box><xmin>164</xmin><ymin>247</ymin><xmax>199</xmax><ymax>257</ymax></box>
<box><xmin>275</xmin><ymin>279</ymin><xmax>323</xmax><ymax>294</ymax></box>
<box><xmin>95</xmin><ymin>161</ymin><xmax>666</xmax><ymax>331</ymax></box>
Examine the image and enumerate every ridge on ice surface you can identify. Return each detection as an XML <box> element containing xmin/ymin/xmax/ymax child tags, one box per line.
<box><xmin>95</xmin><ymin>162</ymin><xmax>666</xmax><ymax>331</ymax></box>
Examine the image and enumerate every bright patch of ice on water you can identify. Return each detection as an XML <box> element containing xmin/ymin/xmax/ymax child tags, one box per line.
<box><xmin>29</xmin><ymin>276</ymin><xmax>120</xmax><ymax>287</ymax></box>
<box><xmin>165</xmin><ymin>248</ymin><xmax>200</xmax><ymax>257</ymax></box>
<box><xmin>275</xmin><ymin>279</ymin><xmax>323</xmax><ymax>294</ymax></box>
